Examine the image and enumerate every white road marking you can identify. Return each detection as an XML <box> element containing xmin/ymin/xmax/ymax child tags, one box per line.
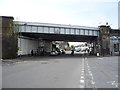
<box><xmin>82</xmin><ymin>68</ymin><xmax>84</xmax><ymax>71</ymax></box>
<box><xmin>79</xmin><ymin>58</ymin><xmax>85</xmax><ymax>88</ymax></box>
<box><xmin>88</xmin><ymin>68</ymin><xmax>90</xmax><ymax>70</ymax></box>
<box><xmin>81</xmin><ymin>71</ymin><xmax>84</xmax><ymax>73</ymax></box>
<box><xmin>115</xmin><ymin>84</ymin><xmax>118</xmax><ymax>87</ymax></box>
<box><xmin>91</xmin><ymin>76</ymin><xmax>94</xmax><ymax>80</ymax></box>
<box><xmin>80</xmin><ymin>80</ymin><xmax>84</xmax><ymax>83</ymax></box>
<box><xmin>79</xmin><ymin>85</ymin><xmax>84</xmax><ymax>88</ymax></box>
<box><xmin>87</xmin><ymin>66</ymin><xmax>90</xmax><ymax>68</ymax></box>
<box><xmin>89</xmin><ymin>73</ymin><xmax>93</xmax><ymax>76</ymax></box>
<box><xmin>107</xmin><ymin>81</ymin><xmax>118</xmax><ymax>87</ymax></box>
<box><xmin>98</xmin><ymin>58</ymin><xmax>103</xmax><ymax>60</ymax></box>
<box><xmin>111</xmin><ymin>83</ymin><xmax>114</xmax><ymax>85</ymax></box>
<box><xmin>91</xmin><ymin>81</ymin><xmax>95</xmax><ymax>85</ymax></box>
<box><xmin>85</xmin><ymin>59</ymin><xmax>97</xmax><ymax>88</ymax></box>
<box><xmin>81</xmin><ymin>73</ymin><xmax>84</xmax><ymax>76</ymax></box>
<box><xmin>88</xmin><ymin>71</ymin><xmax>92</xmax><ymax>74</ymax></box>
<box><xmin>81</xmin><ymin>76</ymin><xmax>84</xmax><ymax>79</ymax></box>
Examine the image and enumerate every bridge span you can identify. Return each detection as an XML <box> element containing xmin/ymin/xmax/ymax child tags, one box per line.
<box><xmin>14</xmin><ymin>21</ymin><xmax>99</xmax><ymax>42</ymax></box>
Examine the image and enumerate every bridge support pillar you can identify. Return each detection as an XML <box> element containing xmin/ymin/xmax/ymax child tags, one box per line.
<box><xmin>1</xmin><ymin>16</ymin><xmax>18</xmax><ymax>59</ymax></box>
<box><xmin>98</xmin><ymin>25</ymin><xmax>111</xmax><ymax>56</ymax></box>
<box><xmin>93</xmin><ymin>41</ymin><xmax>97</xmax><ymax>55</ymax></box>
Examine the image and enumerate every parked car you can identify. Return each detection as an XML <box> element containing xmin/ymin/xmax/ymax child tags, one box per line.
<box><xmin>56</xmin><ymin>48</ymin><xmax>61</xmax><ymax>55</ymax></box>
<box><xmin>60</xmin><ymin>49</ymin><xmax>65</xmax><ymax>54</ymax></box>
<box><xmin>75</xmin><ymin>47</ymin><xmax>81</xmax><ymax>52</ymax></box>
<box><xmin>50</xmin><ymin>51</ymin><xmax>58</xmax><ymax>56</ymax></box>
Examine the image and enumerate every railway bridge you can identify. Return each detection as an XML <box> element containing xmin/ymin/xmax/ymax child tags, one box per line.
<box><xmin>1</xmin><ymin>16</ymin><xmax>120</xmax><ymax>58</ymax></box>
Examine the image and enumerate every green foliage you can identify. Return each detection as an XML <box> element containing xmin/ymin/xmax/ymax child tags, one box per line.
<box><xmin>70</xmin><ymin>45</ymin><xmax>75</xmax><ymax>49</ymax></box>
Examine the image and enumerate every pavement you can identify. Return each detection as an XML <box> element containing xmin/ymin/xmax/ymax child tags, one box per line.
<box><xmin>2</xmin><ymin>54</ymin><xmax>119</xmax><ymax>88</ymax></box>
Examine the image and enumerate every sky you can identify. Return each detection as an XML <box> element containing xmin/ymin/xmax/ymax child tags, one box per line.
<box><xmin>0</xmin><ymin>0</ymin><xmax>119</xmax><ymax>46</ymax></box>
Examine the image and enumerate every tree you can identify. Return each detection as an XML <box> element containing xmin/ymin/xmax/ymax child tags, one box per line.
<box><xmin>70</xmin><ymin>45</ymin><xmax>75</xmax><ymax>49</ymax></box>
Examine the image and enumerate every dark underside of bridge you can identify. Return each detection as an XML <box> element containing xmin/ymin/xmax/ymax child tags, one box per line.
<box><xmin>21</xmin><ymin>32</ymin><xmax>98</xmax><ymax>42</ymax></box>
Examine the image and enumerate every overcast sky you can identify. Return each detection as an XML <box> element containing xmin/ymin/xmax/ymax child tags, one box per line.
<box><xmin>0</xmin><ymin>0</ymin><xmax>119</xmax><ymax>29</ymax></box>
<box><xmin>0</xmin><ymin>0</ymin><xmax>119</xmax><ymax>46</ymax></box>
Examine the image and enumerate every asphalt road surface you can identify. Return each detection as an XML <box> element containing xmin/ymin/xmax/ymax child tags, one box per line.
<box><xmin>2</xmin><ymin>55</ymin><xmax>119</xmax><ymax>88</ymax></box>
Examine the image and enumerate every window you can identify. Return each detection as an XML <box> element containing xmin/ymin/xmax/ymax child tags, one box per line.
<box><xmin>32</xmin><ymin>26</ymin><xmax>37</xmax><ymax>32</ymax></box>
<box><xmin>94</xmin><ymin>31</ymin><xmax>98</xmax><ymax>36</ymax></box>
<box><xmin>50</xmin><ymin>27</ymin><xmax>54</xmax><ymax>33</ymax></box>
<box><xmin>80</xmin><ymin>30</ymin><xmax>84</xmax><ymax>35</ymax></box>
<box><xmin>54</xmin><ymin>28</ymin><xmax>60</xmax><ymax>34</ymax></box>
<box><xmin>44</xmin><ymin>27</ymin><xmax>49</xmax><ymax>33</ymax></box>
<box><xmin>38</xmin><ymin>27</ymin><xmax>43</xmax><ymax>33</ymax></box>
<box><xmin>71</xmin><ymin>29</ymin><xmax>74</xmax><ymax>34</ymax></box>
<box><xmin>76</xmin><ymin>29</ymin><xmax>79</xmax><ymax>35</ymax></box>
<box><xmin>26</xmin><ymin>26</ymin><xmax>31</xmax><ymax>32</ymax></box>
<box><xmin>19</xmin><ymin>25</ymin><xmax>24</xmax><ymax>32</ymax></box>
<box><xmin>60</xmin><ymin>28</ymin><xmax>64</xmax><ymax>34</ymax></box>
<box><xmin>66</xmin><ymin>28</ymin><xmax>70</xmax><ymax>34</ymax></box>
<box><xmin>89</xmin><ymin>30</ymin><xmax>92</xmax><ymax>35</ymax></box>
<box><xmin>85</xmin><ymin>30</ymin><xmax>88</xmax><ymax>35</ymax></box>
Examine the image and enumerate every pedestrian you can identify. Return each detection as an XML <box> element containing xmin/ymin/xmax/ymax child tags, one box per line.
<box><xmin>82</xmin><ymin>50</ymin><xmax>86</xmax><ymax>58</ymax></box>
<box><xmin>71</xmin><ymin>48</ymin><xmax>74</xmax><ymax>55</ymax></box>
<box><xmin>82</xmin><ymin>49</ymin><xmax>87</xmax><ymax>58</ymax></box>
<box><xmin>86</xmin><ymin>48</ymin><xmax>90</xmax><ymax>56</ymax></box>
<box><xmin>31</xmin><ymin>50</ymin><xmax>34</xmax><ymax>56</ymax></box>
<box><xmin>42</xmin><ymin>49</ymin><xmax>45</xmax><ymax>56</ymax></box>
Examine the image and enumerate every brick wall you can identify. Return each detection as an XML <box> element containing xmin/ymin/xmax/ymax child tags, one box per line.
<box><xmin>1</xmin><ymin>16</ymin><xmax>18</xmax><ymax>59</ymax></box>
